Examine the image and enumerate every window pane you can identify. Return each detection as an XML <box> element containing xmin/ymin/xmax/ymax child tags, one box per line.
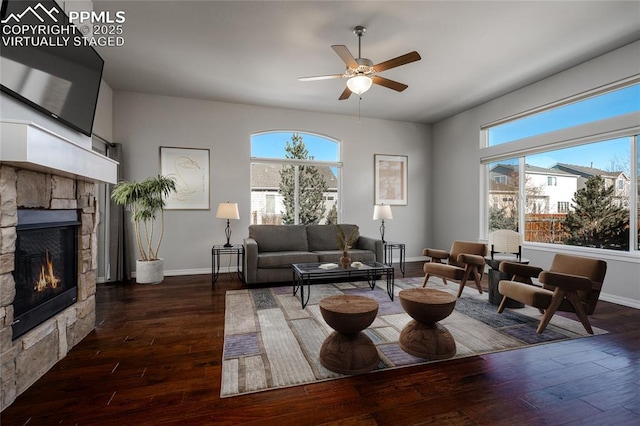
<box><xmin>488</xmin><ymin>83</ymin><xmax>640</xmax><ymax>146</ymax></box>
<box><xmin>250</xmin><ymin>132</ymin><xmax>340</xmax><ymax>225</ymax></box>
<box><xmin>252</xmin><ymin>132</ymin><xmax>339</xmax><ymax>161</ymax></box>
<box><xmin>488</xmin><ymin>159</ymin><xmax>519</xmax><ymax>232</ymax></box>
<box><xmin>524</xmin><ymin>138</ymin><xmax>630</xmax><ymax>250</ymax></box>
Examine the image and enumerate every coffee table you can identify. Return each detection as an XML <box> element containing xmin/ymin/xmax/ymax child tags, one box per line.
<box><xmin>292</xmin><ymin>261</ymin><xmax>394</xmax><ymax>308</ymax></box>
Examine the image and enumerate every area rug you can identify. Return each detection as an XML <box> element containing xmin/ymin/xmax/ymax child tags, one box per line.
<box><xmin>221</xmin><ymin>277</ymin><xmax>606</xmax><ymax>397</ymax></box>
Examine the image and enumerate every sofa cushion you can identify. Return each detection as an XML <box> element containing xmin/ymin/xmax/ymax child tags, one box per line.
<box><xmin>257</xmin><ymin>251</ymin><xmax>319</xmax><ymax>268</ymax></box>
<box><xmin>315</xmin><ymin>249</ymin><xmax>375</xmax><ymax>263</ymax></box>
<box><xmin>249</xmin><ymin>224</ymin><xmax>308</xmax><ymax>252</ymax></box>
<box><xmin>307</xmin><ymin>224</ymin><xmax>360</xmax><ymax>252</ymax></box>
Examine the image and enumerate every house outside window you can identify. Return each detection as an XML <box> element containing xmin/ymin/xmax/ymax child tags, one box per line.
<box><xmin>251</xmin><ymin>132</ymin><xmax>341</xmax><ymax>225</ymax></box>
<box><xmin>482</xmin><ymin>78</ymin><xmax>639</xmax><ymax>252</ymax></box>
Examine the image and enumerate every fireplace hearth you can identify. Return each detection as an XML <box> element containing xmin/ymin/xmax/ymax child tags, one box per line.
<box><xmin>12</xmin><ymin>209</ymin><xmax>80</xmax><ymax>339</ymax></box>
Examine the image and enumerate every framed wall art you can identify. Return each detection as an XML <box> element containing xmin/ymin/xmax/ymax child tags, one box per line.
<box><xmin>160</xmin><ymin>147</ymin><xmax>210</xmax><ymax>210</ymax></box>
<box><xmin>374</xmin><ymin>154</ymin><xmax>408</xmax><ymax>205</ymax></box>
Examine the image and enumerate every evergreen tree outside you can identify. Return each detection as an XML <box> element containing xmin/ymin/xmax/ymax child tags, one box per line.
<box><xmin>562</xmin><ymin>175</ymin><xmax>629</xmax><ymax>250</ymax></box>
<box><xmin>279</xmin><ymin>133</ymin><xmax>328</xmax><ymax>224</ymax></box>
<box><xmin>326</xmin><ymin>204</ymin><xmax>338</xmax><ymax>224</ymax></box>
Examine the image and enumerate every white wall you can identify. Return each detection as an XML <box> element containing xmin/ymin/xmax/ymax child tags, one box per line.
<box><xmin>112</xmin><ymin>92</ymin><xmax>431</xmax><ymax>274</ymax></box>
<box><xmin>93</xmin><ymin>80</ymin><xmax>113</xmax><ymax>142</ymax></box>
<box><xmin>431</xmin><ymin>40</ymin><xmax>640</xmax><ymax>307</ymax></box>
<box><xmin>0</xmin><ymin>78</ymin><xmax>113</xmax><ymax>149</ymax></box>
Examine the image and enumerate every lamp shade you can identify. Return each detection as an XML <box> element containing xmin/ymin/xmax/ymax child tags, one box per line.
<box><xmin>373</xmin><ymin>204</ymin><xmax>393</xmax><ymax>220</ymax></box>
<box><xmin>346</xmin><ymin>75</ymin><xmax>373</xmax><ymax>95</ymax></box>
<box><xmin>216</xmin><ymin>202</ymin><xmax>239</xmax><ymax>220</ymax></box>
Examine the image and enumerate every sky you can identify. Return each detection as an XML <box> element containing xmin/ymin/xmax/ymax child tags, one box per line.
<box><xmin>488</xmin><ymin>84</ymin><xmax>639</xmax><ymax>171</ymax></box>
<box><xmin>251</xmin><ymin>132</ymin><xmax>339</xmax><ymax>162</ymax></box>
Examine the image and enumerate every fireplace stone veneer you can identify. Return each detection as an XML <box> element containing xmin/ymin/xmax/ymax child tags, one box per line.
<box><xmin>0</xmin><ymin>165</ymin><xmax>98</xmax><ymax>410</ymax></box>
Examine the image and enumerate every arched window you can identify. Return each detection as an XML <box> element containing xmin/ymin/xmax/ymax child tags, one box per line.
<box><xmin>250</xmin><ymin>131</ymin><xmax>341</xmax><ymax>225</ymax></box>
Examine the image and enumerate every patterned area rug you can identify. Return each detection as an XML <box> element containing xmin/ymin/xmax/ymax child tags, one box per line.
<box><xmin>221</xmin><ymin>277</ymin><xmax>606</xmax><ymax>397</ymax></box>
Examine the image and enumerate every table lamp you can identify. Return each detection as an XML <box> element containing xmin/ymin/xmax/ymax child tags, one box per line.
<box><xmin>216</xmin><ymin>202</ymin><xmax>240</xmax><ymax>247</ymax></box>
<box><xmin>373</xmin><ymin>204</ymin><xmax>393</xmax><ymax>243</ymax></box>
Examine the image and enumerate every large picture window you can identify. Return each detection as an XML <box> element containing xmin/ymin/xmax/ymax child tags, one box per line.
<box><xmin>250</xmin><ymin>132</ymin><xmax>341</xmax><ymax>225</ymax></box>
<box><xmin>482</xmin><ymin>77</ymin><xmax>640</xmax><ymax>253</ymax></box>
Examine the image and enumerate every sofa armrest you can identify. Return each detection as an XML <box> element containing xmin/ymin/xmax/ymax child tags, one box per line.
<box><xmin>357</xmin><ymin>235</ymin><xmax>383</xmax><ymax>263</ymax></box>
<box><xmin>244</xmin><ymin>237</ymin><xmax>258</xmax><ymax>284</ymax></box>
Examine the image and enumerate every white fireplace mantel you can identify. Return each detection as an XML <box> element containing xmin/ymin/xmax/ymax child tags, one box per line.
<box><xmin>0</xmin><ymin>120</ymin><xmax>118</xmax><ymax>183</ymax></box>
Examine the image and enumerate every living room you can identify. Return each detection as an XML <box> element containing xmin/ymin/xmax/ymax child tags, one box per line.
<box><xmin>1</xmin><ymin>1</ymin><xmax>640</xmax><ymax>423</ymax></box>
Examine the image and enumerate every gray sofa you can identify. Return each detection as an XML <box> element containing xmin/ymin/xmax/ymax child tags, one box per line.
<box><xmin>243</xmin><ymin>224</ymin><xmax>383</xmax><ymax>284</ymax></box>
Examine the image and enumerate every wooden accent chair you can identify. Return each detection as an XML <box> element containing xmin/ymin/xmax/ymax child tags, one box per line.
<box><xmin>422</xmin><ymin>241</ymin><xmax>487</xmax><ymax>298</ymax></box>
<box><xmin>497</xmin><ymin>254</ymin><xmax>607</xmax><ymax>334</ymax></box>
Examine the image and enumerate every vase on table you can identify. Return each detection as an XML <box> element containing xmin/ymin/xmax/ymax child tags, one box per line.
<box><xmin>340</xmin><ymin>251</ymin><xmax>351</xmax><ymax>269</ymax></box>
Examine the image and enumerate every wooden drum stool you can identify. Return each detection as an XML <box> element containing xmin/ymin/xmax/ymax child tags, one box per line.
<box><xmin>398</xmin><ymin>288</ymin><xmax>457</xmax><ymax>360</ymax></box>
<box><xmin>319</xmin><ymin>295</ymin><xmax>379</xmax><ymax>374</ymax></box>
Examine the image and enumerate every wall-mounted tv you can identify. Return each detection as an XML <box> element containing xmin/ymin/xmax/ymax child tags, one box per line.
<box><xmin>0</xmin><ymin>0</ymin><xmax>104</xmax><ymax>136</ymax></box>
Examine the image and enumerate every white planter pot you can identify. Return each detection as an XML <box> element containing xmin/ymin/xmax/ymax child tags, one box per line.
<box><xmin>135</xmin><ymin>258</ymin><xmax>164</xmax><ymax>284</ymax></box>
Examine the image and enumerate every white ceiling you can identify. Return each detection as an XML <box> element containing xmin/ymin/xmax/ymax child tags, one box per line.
<box><xmin>93</xmin><ymin>1</ymin><xmax>640</xmax><ymax>124</ymax></box>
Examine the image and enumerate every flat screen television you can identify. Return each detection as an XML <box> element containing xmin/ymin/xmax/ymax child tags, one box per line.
<box><xmin>1</xmin><ymin>0</ymin><xmax>104</xmax><ymax>136</ymax></box>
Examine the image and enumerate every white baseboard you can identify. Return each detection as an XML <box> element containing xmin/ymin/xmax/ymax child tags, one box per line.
<box><xmin>599</xmin><ymin>292</ymin><xmax>640</xmax><ymax>309</ymax></box>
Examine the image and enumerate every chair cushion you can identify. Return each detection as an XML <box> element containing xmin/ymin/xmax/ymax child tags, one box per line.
<box><xmin>257</xmin><ymin>251</ymin><xmax>318</xmax><ymax>268</ymax></box>
<box><xmin>449</xmin><ymin>241</ymin><xmax>487</xmax><ymax>268</ymax></box>
<box><xmin>549</xmin><ymin>254</ymin><xmax>607</xmax><ymax>284</ymax></box>
<box><xmin>424</xmin><ymin>263</ymin><xmax>464</xmax><ymax>280</ymax></box>
<box><xmin>249</xmin><ymin>225</ymin><xmax>308</xmax><ymax>252</ymax></box>
<box><xmin>498</xmin><ymin>280</ymin><xmax>553</xmax><ymax>308</ymax></box>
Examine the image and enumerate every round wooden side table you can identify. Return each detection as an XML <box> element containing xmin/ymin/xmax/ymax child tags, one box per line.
<box><xmin>398</xmin><ymin>288</ymin><xmax>457</xmax><ymax>360</ymax></box>
<box><xmin>319</xmin><ymin>295</ymin><xmax>379</xmax><ymax>374</ymax></box>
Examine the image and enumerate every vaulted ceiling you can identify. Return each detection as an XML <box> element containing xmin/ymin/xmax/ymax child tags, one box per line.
<box><xmin>94</xmin><ymin>1</ymin><xmax>640</xmax><ymax>124</ymax></box>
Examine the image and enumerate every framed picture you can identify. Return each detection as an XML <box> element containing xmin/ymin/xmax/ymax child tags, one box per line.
<box><xmin>160</xmin><ymin>147</ymin><xmax>210</xmax><ymax>210</ymax></box>
<box><xmin>374</xmin><ymin>154</ymin><xmax>408</xmax><ymax>205</ymax></box>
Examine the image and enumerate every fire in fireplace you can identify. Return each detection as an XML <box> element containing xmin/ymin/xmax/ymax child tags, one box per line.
<box><xmin>12</xmin><ymin>209</ymin><xmax>80</xmax><ymax>339</ymax></box>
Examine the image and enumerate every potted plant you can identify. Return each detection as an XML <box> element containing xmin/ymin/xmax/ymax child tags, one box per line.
<box><xmin>111</xmin><ymin>175</ymin><xmax>177</xmax><ymax>284</ymax></box>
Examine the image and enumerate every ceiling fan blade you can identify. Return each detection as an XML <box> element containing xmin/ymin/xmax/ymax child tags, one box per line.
<box><xmin>373</xmin><ymin>51</ymin><xmax>421</xmax><ymax>72</ymax></box>
<box><xmin>372</xmin><ymin>75</ymin><xmax>408</xmax><ymax>92</ymax></box>
<box><xmin>332</xmin><ymin>45</ymin><xmax>358</xmax><ymax>69</ymax></box>
<box><xmin>298</xmin><ymin>74</ymin><xmax>344</xmax><ymax>82</ymax></box>
<box><xmin>338</xmin><ymin>86</ymin><xmax>352</xmax><ymax>100</ymax></box>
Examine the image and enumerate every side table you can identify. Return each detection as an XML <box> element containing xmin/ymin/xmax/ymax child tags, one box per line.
<box><xmin>485</xmin><ymin>255</ymin><xmax>529</xmax><ymax>307</ymax></box>
<box><xmin>211</xmin><ymin>244</ymin><xmax>245</xmax><ymax>285</ymax></box>
<box><xmin>319</xmin><ymin>295</ymin><xmax>380</xmax><ymax>374</ymax></box>
<box><xmin>383</xmin><ymin>241</ymin><xmax>405</xmax><ymax>277</ymax></box>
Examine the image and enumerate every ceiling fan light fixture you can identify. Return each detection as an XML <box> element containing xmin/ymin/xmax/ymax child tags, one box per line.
<box><xmin>346</xmin><ymin>75</ymin><xmax>373</xmax><ymax>95</ymax></box>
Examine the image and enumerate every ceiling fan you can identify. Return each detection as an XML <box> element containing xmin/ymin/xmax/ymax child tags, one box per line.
<box><xmin>299</xmin><ymin>26</ymin><xmax>421</xmax><ymax>100</ymax></box>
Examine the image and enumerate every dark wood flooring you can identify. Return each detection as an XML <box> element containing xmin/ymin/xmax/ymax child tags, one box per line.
<box><xmin>2</xmin><ymin>263</ymin><xmax>640</xmax><ymax>425</ymax></box>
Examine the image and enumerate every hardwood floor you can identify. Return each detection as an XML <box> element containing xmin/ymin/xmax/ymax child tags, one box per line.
<box><xmin>2</xmin><ymin>263</ymin><xmax>639</xmax><ymax>425</ymax></box>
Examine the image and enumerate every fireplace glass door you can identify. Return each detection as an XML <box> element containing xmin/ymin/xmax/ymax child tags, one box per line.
<box><xmin>13</xmin><ymin>210</ymin><xmax>79</xmax><ymax>339</ymax></box>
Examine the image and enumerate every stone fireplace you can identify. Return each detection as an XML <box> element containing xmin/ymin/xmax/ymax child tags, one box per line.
<box><xmin>0</xmin><ymin>121</ymin><xmax>118</xmax><ymax>411</ymax></box>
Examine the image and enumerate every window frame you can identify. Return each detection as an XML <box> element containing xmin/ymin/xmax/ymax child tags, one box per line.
<box><xmin>479</xmin><ymin>76</ymin><xmax>640</xmax><ymax>257</ymax></box>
